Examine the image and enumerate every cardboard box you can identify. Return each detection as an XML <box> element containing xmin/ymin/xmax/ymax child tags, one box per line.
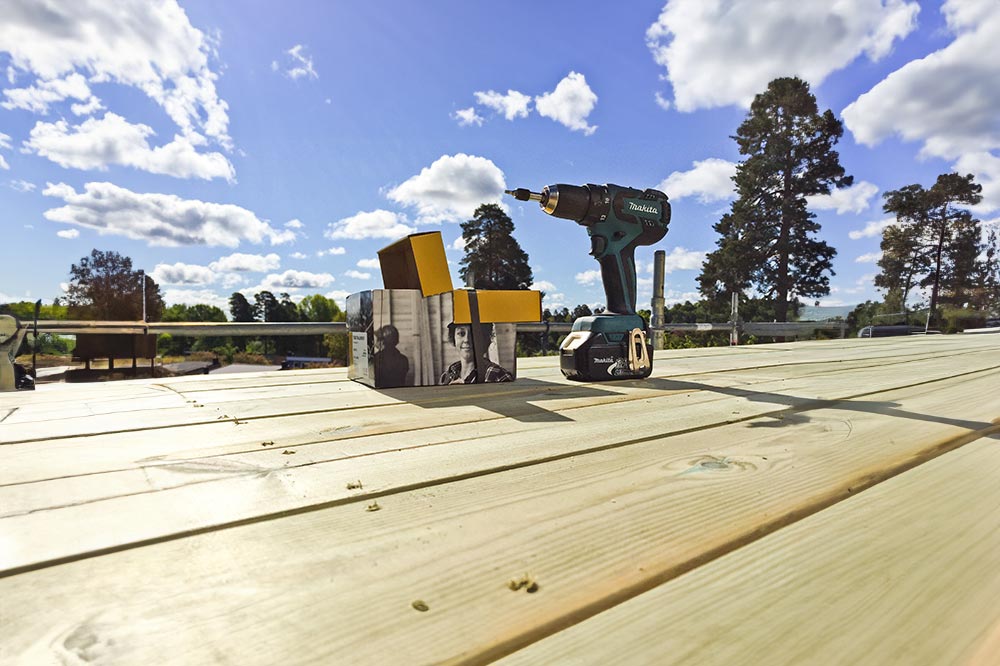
<box><xmin>348</xmin><ymin>231</ymin><xmax>540</xmax><ymax>388</ymax></box>
<box><xmin>347</xmin><ymin>289</ymin><xmax>517</xmax><ymax>388</ymax></box>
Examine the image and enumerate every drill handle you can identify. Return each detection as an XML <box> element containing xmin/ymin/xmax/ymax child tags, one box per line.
<box><xmin>598</xmin><ymin>250</ymin><xmax>638</xmax><ymax>316</ymax></box>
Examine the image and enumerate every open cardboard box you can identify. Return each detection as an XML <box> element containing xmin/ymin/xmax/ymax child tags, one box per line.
<box><xmin>347</xmin><ymin>232</ymin><xmax>541</xmax><ymax>388</ymax></box>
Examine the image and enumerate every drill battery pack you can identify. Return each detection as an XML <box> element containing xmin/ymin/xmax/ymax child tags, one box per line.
<box><xmin>559</xmin><ymin>314</ymin><xmax>653</xmax><ymax>381</ymax></box>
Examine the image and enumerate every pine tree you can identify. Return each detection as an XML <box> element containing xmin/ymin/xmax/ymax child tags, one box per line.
<box><xmin>880</xmin><ymin>173</ymin><xmax>983</xmax><ymax>321</ymax></box>
<box><xmin>698</xmin><ymin>77</ymin><xmax>852</xmax><ymax>321</ymax></box>
<box><xmin>459</xmin><ymin>203</ymin><xmax>533</xmax><ymax>290</ymax></box>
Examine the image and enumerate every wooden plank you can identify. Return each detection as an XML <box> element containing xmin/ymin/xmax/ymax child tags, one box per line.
<box><xmin>496</xmin><ymin>432</ymin><xmax>1000</xmax><ymax>666</ymax></box>
<box><xmin>2</xmin><ymin>339</ymin><xmax>997</xmax><ymax>573</ymax></box>
<box><xmin>1</xmin><ymin>358</ymin><xmax>997</xmax><ymax>663</ymax></box>
<box><xmin>2</xmin><ymin>338</ymin><xmax>993</xmax><ymax>484</ymax></box>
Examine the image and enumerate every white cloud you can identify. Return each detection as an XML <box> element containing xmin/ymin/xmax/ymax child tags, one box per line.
<box><xmin>56</xmin><ymin>228</ymin><xmax>79</xmax><ymax>239</ymax></box>
<box><xmin>543</xmin><ymin>292</ymin><xmax>567</xmax><ymax>310</ymax></box>
<box><xmin>317</xmin><ymin>246</ymin><xmax>347</xmax><ymax>257</ymax></box>
<box><xmin>281</xmin><ymin>44</ymin><xmax>318</xmax><ymax>80</ymax></box>
<box><xmin>0</xmin><ymin>0</ymin><xmax>232</xmax><ymax>148</ymax></box>
<box><xmin>325</xmin><ymin>209</ymin><xmax>416</xmax><ymax>240</ymax></box>
<box><xmin>162</xmin><ymin>288</ymin><xmax>229</xmax><ymax>311</ymax></box>
<box><xmin>654</xmin><ymin>91</ymin><xmax>671</xmax><ymax>111</ymax></box>
<box><xmin>210</xmin><ymin>252</ymin><xmax>281</xmax><ymax>273</ymax></box>
<box><xmin>849</xmin><ymin>217</ymin><xmax>896</xmax><ymax>240</ymax></box>
<box><xmin>261</xmin><ymin>270</ymin><xmax>334</xmax><ymax>289</ymax></box>
<box><xmin>576</xmin><ymin>270</ymin><xmax>602</xmax><ymax>286</ymax></box>
<box><xmin>450</xmin><ymin>236</ymin><xmax>467</xmax><ymax>251</ymax></box>
<box><xmin>25</xmin><ymin>113</ymin><xmax>235</xmax><ymax>181</ymax></box>
<box><xmin>647</xmin><ymin>0</ymin><xmax>919</xmax><ymax>112</ymax></box>
<box><xmin>807</xmin><ymin>181</ymin><xmax>880</xmax><ymax>214</ymax></box>
<box><xmin>855</xmin><ymin>251</ymin><xmax>883</xmax><ymax>263</ymax></box>
<box><xmin>452</xmin><ymin>106</ymin><xmax>484</xmax><ymax>127</ymax></box>
<box><xmin>842</xmin><ymin>1</ymin><xmax>1000</xmax><ymax>212</ymax></box>
<box><xmin>43</xmin><ymin>182</ymin><xmax>294</xmax><ymax>247</ymax></box>
<box><xmin>284</xmin><ymin>218</ymin><xmax>304</xmax><ymax>229</ymax></box>
<box><xmin>474</xmin><ymin>89</ymin><xmax>532</xmax><ymax>120</ymax></box>
<box><xmin>10</xmin><ymin>179</ymin><xmax>35</xmax><ymax>192</ymax></box>
<box><xmin>663</xmin><ymin>246</ymin><xmax>707</xmax><ymax>272</ymax></box>
<box><xmin>955</xmin><ymin>152</ymin><xmax>1000</xmax><ymax>213</ymax></box>
<box><xmin>0</xmin><ymin>155</ymin><xmax>8</xmax><ymax>170</ymax></box>
<box><xmin>324</xmin><ymin>289</ymin><xmax>351</xmax><ymax>308</ymax></box>
<box><xmin>1</xmin><ymin>72</ymin><xmax>92</xmax><ymax>113</ymax></box>
<box><xmin>344</xmin><ymin>270</ymin><xmax>371</xmax><ymax>280</ymax></box>
<box><xmin>387</xmin><ymin>153</ymin><xmax>506</xmax><ymax>223</ymax></box>
<box><xmin>0</xmin><ymin>131</ymin><xmax>8</xmax><ymax>169</ymax></box>
<box><xmin>663</xmin><ymin>290</ymin><xmax>702</xmax><ymax>306</ymax></box>
<box><xmin>151</xmin><ymin>262</ymin><xmax>216</xmax><ymax>285</ymax></box>
<box><xmin>357</xmin><ymin>258</ymin><xmax>380</xmax><ymax>269</ymax></box>
<box><xmin>531</xmin><ymin>280</ymin><xmax>558</xmax><ymax>293</ymax></box>
<box><xmin>657</xmin><ymin>158</ymin><xmax>736</xmax><ymax>203</ymax></box>
<box><xmin>289</xmin><ymin>252</ymin><xmax>308</xmax><ymax>260</ymax></box>
<box><xmin>535</xmin><ymin>72</ymin><xmax>598</xmax><ymax>135</ymax></box>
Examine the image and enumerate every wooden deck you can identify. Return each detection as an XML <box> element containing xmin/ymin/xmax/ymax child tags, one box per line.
<box><xmin>1</xmin><ymin>334</ymin><xmax>998</xmax><ymax>665</ymax></box>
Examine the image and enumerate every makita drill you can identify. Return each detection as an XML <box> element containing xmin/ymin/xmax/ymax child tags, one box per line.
<box><xmin>506</xmin><ymin>183</ymin><xmax>671</xmax><ymax>381</ymax></box>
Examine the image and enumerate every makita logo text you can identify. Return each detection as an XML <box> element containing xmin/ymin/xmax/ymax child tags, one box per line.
<box><xmin>627</xmin><ymin>201</ymin><xmax>658</xmax><ymax>215</ymax></box>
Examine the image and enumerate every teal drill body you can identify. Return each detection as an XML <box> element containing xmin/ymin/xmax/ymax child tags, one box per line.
<box><xmin>506</xmin><ymin>183</ymin><xmax>671</xmax><ymax>381</ymax></box>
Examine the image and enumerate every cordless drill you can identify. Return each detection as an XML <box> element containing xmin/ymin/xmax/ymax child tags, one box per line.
<box><xmin>506</xmin><ymin>183</ymin><xmax>671</xmax><ymax>381</ymax></box>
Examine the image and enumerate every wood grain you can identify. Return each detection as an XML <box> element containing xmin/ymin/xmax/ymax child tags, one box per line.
<box><xmin>1</xmin><ymin>336</ymin><xmax>997</xmax><ymax>665</ymax></box>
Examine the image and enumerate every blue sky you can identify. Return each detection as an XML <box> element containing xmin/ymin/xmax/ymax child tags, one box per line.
<box><xmin>1</xmin><ymin>0</ymin><xmax>998</xmax><ymax>316</ymax></box>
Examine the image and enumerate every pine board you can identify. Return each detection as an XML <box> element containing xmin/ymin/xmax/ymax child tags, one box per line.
<box><xmin>496</xmin><ymin>432</ymin><xmax>1000</xmax><ymax>666</ymax></box>
<box><xmin>0</xmin><ymin>335</ymin><xmax>997</xmax><ymax>665</ymax></box>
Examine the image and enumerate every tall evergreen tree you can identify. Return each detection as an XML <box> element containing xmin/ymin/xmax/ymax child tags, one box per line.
<box><xmin>229</xmin><ymin>292</ymin><xmax>255</xmax><ymax>322</ymax></box>
<box><xmin>880</xmin><ymin>173</ymin><xmax>983</xmax><ymax>320</ymax></box>
<box><xmin>698</xmin><ymin>77</ymin><xmax>852</xmax><ymax>321</ymax></box>
<box><xmin>874</xmin><ymin>222</ymin><xmax>928</xmax><ymax>314</ymax></box>
<box><xmin>459</xmin><ymin>203</ymin><xmax>533</xmax><ymax>290</ymax></box>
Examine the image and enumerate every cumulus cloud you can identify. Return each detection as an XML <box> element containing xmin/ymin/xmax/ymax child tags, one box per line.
<box><xmin>0</xmin><ymin>132</ymin><xmax>9</xmax><ymax>169</ymax></box>
<box><xmin>535</xmin><ymin>72</ymin><xmax>598</xmax><ymax>135</ymax></box>
<box><xmin>324</xmin><ymin>289</ymin><xmax>352</xmax><ymax>308</ymax></box>
<box><xmin>10</xmin><ymin>179</ymin><xmax>35</xmax><ymax>192</ymax></box>
<box><xmin>0</xmin><ymin>0</ymin><xmax>232</xmax><ymax>148</ymax></box>
<box><xmin>357</xmin><ymin>258</ymin><xmax>381</xmax><ymax>269</ymax></box>
<box><xmin>279</xmin><ymin>44</ymin><xmax>318</xmax><ymax>80</ymax></box>
<box><xmin>344</xmin><ymin>270</ymin><xmax>371</xmax><ymax>280</ymax></box>
<box><xmin>662</xmin><ymin>246</ymin><xmax>707</xmax><ymax>272</ymax></box>
<box><xmin>162</xmin><ymin>288</ymin><xmax>229</xmax><ymax>310</ymax></box>
<box><xmin>474</xmin><ymin>89</ymin><xmax>532</xmax><ymax>120</ymax></box>
<box><xmin>325</xmin><ymin>209</ymin><xmax>416</xmax><ymax>240</ymax></box>
<box><xmin>0</xmin><ymin>155</ymin><xmax>7</xmax><ymax>170</ymax></box>
<box><xmin>210</xmin><ymin>252</ymin><xmax>281</xmax><ymax>273</ymax></box>
<box><xmin>56</xmin><ymin>228</ymin><xmax>79</xmax><ymax>239</ymax></box>
<box><xmin>842</xmin><ymin>1</ymin><xmax>1000</xmax><ymax>211</ymax></box>
<box><xmin>43</xmin><ymin>182</ymin><xmax>295</xmax><ymax>247</ymax></box>
<box><xmin>151</xmin><ymin>262</ymin><xmax>216</xmax><ymax>285</ymax></box>
<box><xmin>2</xmin><ymin>72</ymin><xmax>94</xmax><ymax>114</ymax></box>
<box><xmin>387</xmin><ymin>153</ymin><xmax>506</xmax><ymax>223</ymax></box>
<box><xmin>289</xmin><ymin>252</ymin><xmax>308</xmax><ymax>260</ymax></box>
<box><xmin>452</xmin><ymin>106</ymin><xmax>484</xmax><ymax>127</ymax></box>
<box><xmin>530</xmin><ymin>280</ymin><xmax>558</xmax><ymax>293</ymax></box>
<box><xmin>284</xmin><ymin>219</ymin><xmax>304</xmax><ymax>229</ymax></box>
<box><xmin>317</xmin><ymin>246</ymin><xmax>346</xmax><ymax>257</ymax></box>
<box><xmin>576</xmin><ymin>269</ymin><xmax>602</xmax><ymax>286</ymax></box>
<box><xmin>450</xmin><ymin>236</ymin><xmax>467</xmax><ymax>251</ymax></box>
<box><xmin>807</xmin><ymin>181</ymin><xmax>880</xmax><ymax>214</ymax></box>
<box><xmin>657</xmin><ymin>158</ymin><xmax>736</xmax><ymax>203</ymax></box>
<box><xmin>647</xmin><ymin>0</ymin><xmax>919</xmax><ymax>111</ymax></box>
<box><xmin>849</xmin><ymin>217</ymin><xmax>896</xmax><ymax>240</ymax></box>
<box><xmin>855</xmin><ymin>251</ymin><xmax>883</xmax><ymax>263</ymax></box>
<box><xmin>261</xmin><ymin>270</ymin><xmax>334</xmax><ymax>289</ymax></box>
<box><xmin>25</xmin><ymin>113</ymin><xmax>235</xmax><ymax>181</ymax></box>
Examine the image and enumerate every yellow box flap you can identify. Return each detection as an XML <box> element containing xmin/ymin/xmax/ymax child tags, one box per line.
<box><xmin>378</xmin><ymin>232</ymin><xmax>453</xmax><ymax>297</ymax></box>
<box><xmin>452</xmin><ymin>290</ymin><xmax>542</xmax><ymax>324</ymax></box>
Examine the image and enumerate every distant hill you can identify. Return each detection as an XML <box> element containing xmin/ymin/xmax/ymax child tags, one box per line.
<box><xmin>797</xmin><ymin>304</ymin><xmax>857</xmax><ymax>321</ymax></box>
